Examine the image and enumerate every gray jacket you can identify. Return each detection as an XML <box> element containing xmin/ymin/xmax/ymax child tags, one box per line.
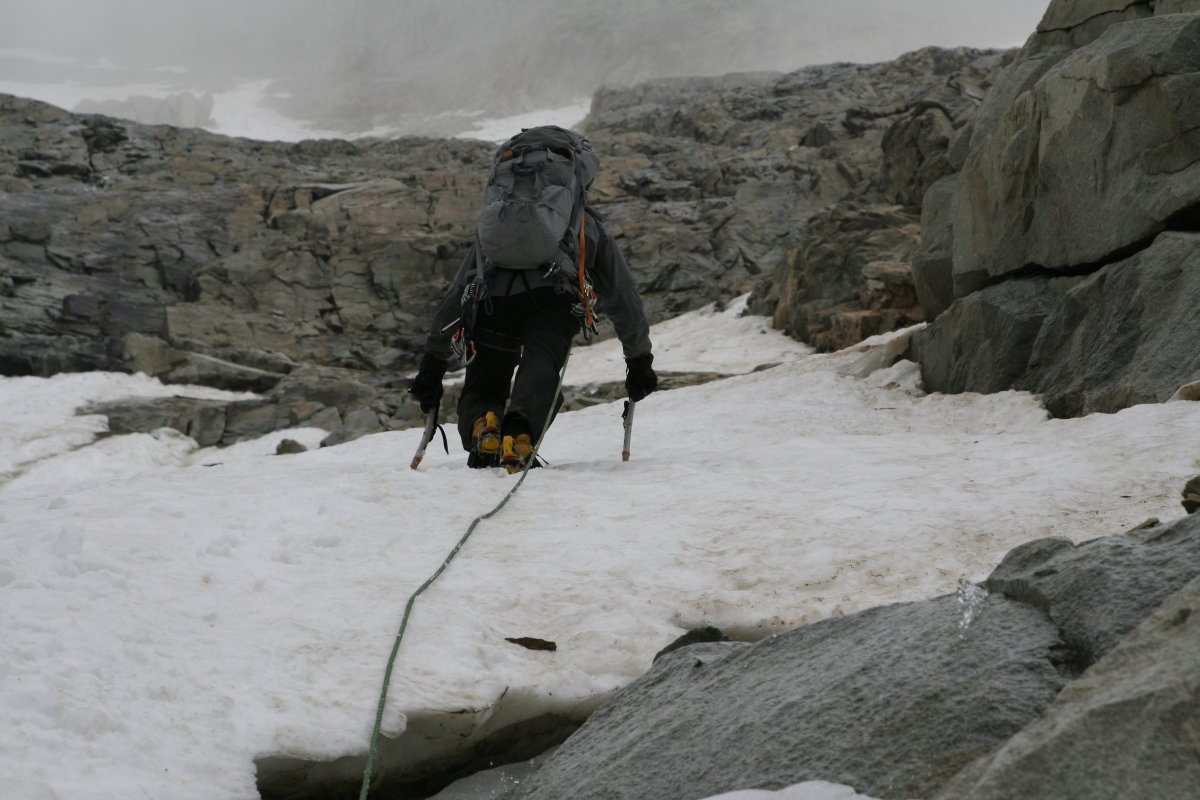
<box><xmin>424</xmin><ymin>213</ymin><xmax>653</xmax><ymax>361</ymax></box>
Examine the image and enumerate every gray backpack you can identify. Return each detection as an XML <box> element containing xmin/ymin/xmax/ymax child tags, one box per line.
<box><xmin>474</xmin><ymin>125</ymin><xmax>599</xmax><ymax>279</ymax></box>
<box><xmin>450</xmin><ymin>127</ymin><xmax>602</xmax><ymax>364</ymax></box>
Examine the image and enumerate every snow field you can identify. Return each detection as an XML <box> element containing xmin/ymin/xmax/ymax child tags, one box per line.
<box><xmin>1</xmin><ymin>301</ymin><xmax>1198</xmax><ymax>799</ymax></box>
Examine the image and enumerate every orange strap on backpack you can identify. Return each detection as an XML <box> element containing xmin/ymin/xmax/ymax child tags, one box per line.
<box><xmin>577</xmin><ymin>208</ymin><xmax>596</xmax><ymax>330</ymax></box>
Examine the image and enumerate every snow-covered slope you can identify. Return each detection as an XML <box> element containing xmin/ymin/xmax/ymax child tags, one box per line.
<box><xmin>3</xmin><ymin>300</ymin><xmax>1197</xmax><ymax>800</ymax></box>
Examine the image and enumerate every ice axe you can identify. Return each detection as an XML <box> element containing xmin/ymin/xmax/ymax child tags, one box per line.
<box><xmin>622</xmin><ymin>400</ymin><xmax>636</xmax><ymax>462</ymax></box>
<box><xmin>409</xmin><ymin>408</ymin><xmax>448</xmax><ymax>471</ymax></box>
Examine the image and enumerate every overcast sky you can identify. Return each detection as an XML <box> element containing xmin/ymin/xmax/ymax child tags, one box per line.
<box><xmin>1</xmin><ymin>1</ymin><xmax>1049</xmax><ymax>73</ymax></box>
<box><xmin>0</xmin><ymin>1</ymin><xmax>1052</xmax><ymax>132</ymax></box>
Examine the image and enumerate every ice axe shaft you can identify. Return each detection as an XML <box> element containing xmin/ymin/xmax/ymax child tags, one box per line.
<box><xmin>410</xmin><ymin>409</ymin><xmax>439</xmax><ymax>471</ymax></box>
<box><xmin>622</xmin><ymin>400</ymin><xmax>636</xmax><ymax>462</ymax></box>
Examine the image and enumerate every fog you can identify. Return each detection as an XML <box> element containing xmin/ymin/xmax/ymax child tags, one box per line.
<box><xmin>1</xmin><ymin>0</ymin><xmax>1049</xmax><ymax>136</ymax></box>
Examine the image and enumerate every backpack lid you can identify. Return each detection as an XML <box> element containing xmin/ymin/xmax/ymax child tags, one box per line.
<box><xmin>494</xmin><ymin>125</ymin><xmax>599</xmax><ymax>189</ymax></box>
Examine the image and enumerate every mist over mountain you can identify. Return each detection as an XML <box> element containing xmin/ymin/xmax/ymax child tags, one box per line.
<box><xmin>2</xmin><ymin>0</ymin><xmax>1047</xmax><ymax>137</ymax></box>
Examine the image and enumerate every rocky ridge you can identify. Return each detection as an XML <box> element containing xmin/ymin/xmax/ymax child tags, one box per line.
<box><xmin>0</xmin><ymin>101</ymin><xmax>496</xmax><ymax>444</ymax></box>
<box><xmin>1</xmin><ymin>46</ymin><xmax>1006</xmax><ymax>446</ymax></box>
<box><xmin>588</xmin><ymin>47</ymin><xmax>1012</xmax><ymax>349</ymax></box>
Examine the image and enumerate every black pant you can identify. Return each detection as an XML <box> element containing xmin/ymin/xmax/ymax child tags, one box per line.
<box><xmin>457</xmin><ymin>287</ymin><xmax>578</xmax><ymax>451</ymax></box>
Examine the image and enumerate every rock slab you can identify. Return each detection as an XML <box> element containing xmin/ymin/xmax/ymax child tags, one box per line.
<box><xmin>504</xmin><ymin>514</ymin><xmax>1200</xmax><ymax>800</ymax></box>
<box><xmin>507</xmin><ymin>596</ymin><xmax>1064</xmax><ymax>800</ymax></box>
<box><xmin>936</xmin><ymin>572</ymin><xmax>1200</xmax><ymax>800</ymax></box>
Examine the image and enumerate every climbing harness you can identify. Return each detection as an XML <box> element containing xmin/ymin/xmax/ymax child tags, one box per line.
<box><xmin>359</xmin><ymin>350</ymin><xmax>573</xmax><ymax>799</ymax></box>
<box><xmin>450</xmin><ymin>326</ymin><xmax>476</xmax><ymax>367</ymax></box>
<box><xmin>447</xmin><ymin>277</ymin><xmax>492</xmax><ymax>367</ymax></box>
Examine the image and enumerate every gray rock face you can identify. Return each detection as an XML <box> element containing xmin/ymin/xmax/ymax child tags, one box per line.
<box><xmin>1020</xmin><ymin>232</ymin><xmax>1200</xmax><ymax>416</ymax></box>
<box><xmin>507</xmin><ymin>595</ymin><xmax>1066</xmax><ymax>800</ymax></box>
<box><xmin>909</xmin><ymin>5</ymin><xmax>1200</xmax><ymax>416</ymax></box>
<box><xmin>910</xmin><ymin>275</ymin><xmax>1082</xmax><ymax>395</ymax></box>
<box><xmin>915</xmin><ymin>230</ymin><xmax>1200</xmax><ymax>416</ymax></box>
<box><xmin>592</xmin><ymin>46</ymin><xmax>1010</xmax><ymax>328</ymax></box>
<box><xmin>952</xmin><ymin>12</ymin><xmax>1200</xmax><ymax>287</ymax></box>
<box><xmin>742</xmin><ymin>50</ymin><xmax>1013</xmax><ymax>351</ymax></box>
<box><xmin>752</xmin><ymin>201</ymin><xmax>924</xmax><ymax>352</ymax></box>
<box><xmin>503</xmin><ymin>515</ymin><xmax>1200</xmax><ymax>800</ymax></box>
<box><xmin>983</xmin><ymin>518</ymin><xmax>1200</xmax><ymax>669</ymax></box>
<box><xmin>115</xmin><ymin>333</ymin><xmax>289</xmax><ymax>392</ymax></box>
<box><xmin>910</xmin><ymin>174</ymin><xmax>958</xmax><ymax>318</ymax></box>
<box><xmin>876</xmin><ymin>103</ymin><xmax>957</xmax><ymax>211</ymax></box>
<box><xmin>0</xmin><ymin>94</ymin><xmax>493</xmax><ymax>440</ymax></box>
<box><xmin>936</xmin><ymin>573</ymin><xmax>1200</xmax><ymax>800</ymax></box>
<box><xmin>86</xmin><ymin>396</ymin><xmax>232</xmax><ymax>447</ymax></box>
<box><xmin>966</xmin><ymin>0</ymin><xmax>1181</xmax><ymax>158</ymax></box>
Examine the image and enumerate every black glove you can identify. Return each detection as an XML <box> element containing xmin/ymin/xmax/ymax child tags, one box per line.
<box><xmin>625</xmin><ymin>353</ymin><xmax>657</xmax><ymax>402</ymax></box>
<box><xmin>408</xmin><ymin>354</ymin><xmax>448</xmax><ymax>413</ymax></box>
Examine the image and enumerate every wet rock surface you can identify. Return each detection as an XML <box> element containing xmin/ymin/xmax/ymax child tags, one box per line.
<box><xmin>935</xmin><ymin>573</ymin><xmax>1200</xmax><ymax>800</ymax></box>
<box><xmin>507</xmin><ymin>598</ymin><xmax>1065</xmax><ymax>800</ymax></box>
<box><xmin>501</xmin><ymin>514</ymin><xmax>1200</xmax><ymax>800</ymax></box>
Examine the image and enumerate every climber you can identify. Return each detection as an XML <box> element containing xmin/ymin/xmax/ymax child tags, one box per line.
<box><xmin>408</xmin><ymin>125</ymin><xmax>657</xmax><ymax>472</ymax></box>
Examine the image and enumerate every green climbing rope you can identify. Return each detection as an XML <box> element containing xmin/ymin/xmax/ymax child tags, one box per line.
<box><xmin>358</xmin><ymin>350</ymin><xmax>572</xmax><ymax>799</ymax></box>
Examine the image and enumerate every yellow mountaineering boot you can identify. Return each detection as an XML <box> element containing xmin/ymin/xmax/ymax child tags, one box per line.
<box><xmin>501</xmin><ymin>433</ymin><xmax>534</xmax><ymax>474</ymax></box>
<box><xmin>469</xmin><ymin>411</ymin><xmax>502</xmax><ymax>468</ymax></box>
